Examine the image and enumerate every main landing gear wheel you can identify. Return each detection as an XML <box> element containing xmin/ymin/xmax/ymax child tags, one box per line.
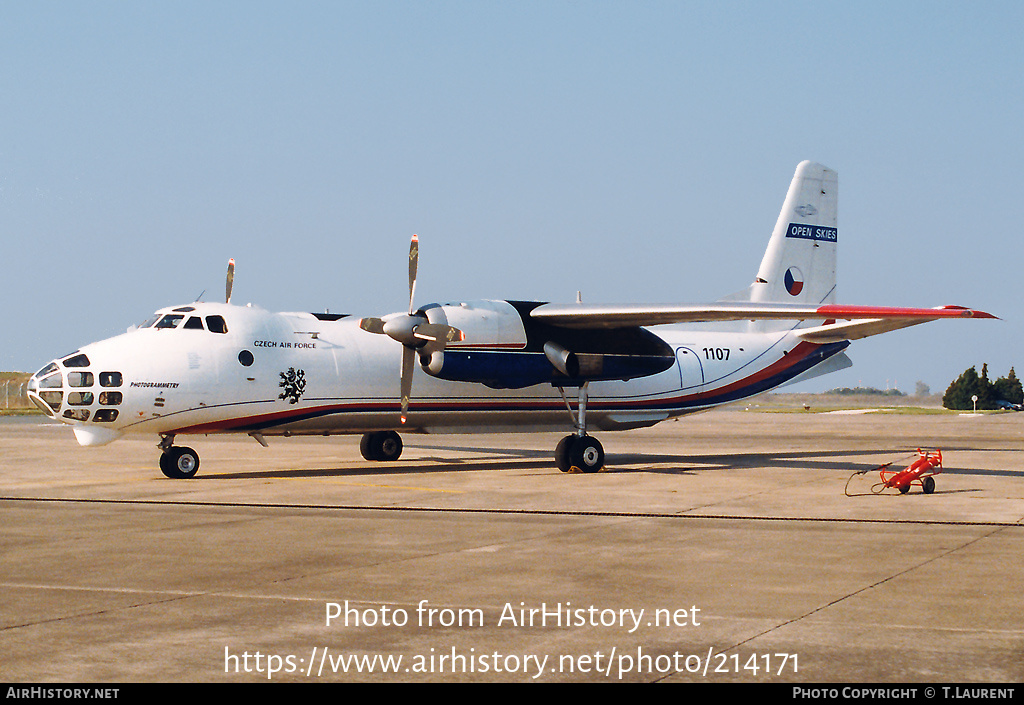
<box><xmin>360</xmin><ymin>431</ymin><xmax>403</xmax><ymax>461</ymax></box>
<box><xmin>555</xmin><ymin>435</ymin><xmax>604</xmax><ymax>473</ymax></box>
<box><xmin>553</xmin><ymin>382</ymin><xmax>604</xmax><ymax>473</ymax></box>
<box><xmin>159</xmin><ymin>446</ymin><xmax>200</xmax><ymax>479</ymax></box>
<box><xmin>555</xmin><ymin>435</ymin><xmax>575</xmax><ymax>472</ymax></box>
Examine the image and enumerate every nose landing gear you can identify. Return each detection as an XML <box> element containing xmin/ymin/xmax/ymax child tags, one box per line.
<box><xmin>158</xmin><ymin>435</ymin><xmax>200</xmax><ymax>479</ymax></box>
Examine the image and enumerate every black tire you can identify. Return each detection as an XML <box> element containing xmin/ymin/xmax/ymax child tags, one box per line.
<box><xmin>359</xmin><ymin>433</ymin><xmax>376</xmax><ymax>461</ymax></box>
<box><xmin>922</xmin><ymin>476</ymin><xmax>936</xmax><ymax>494</ymax></box>
<box><xmin>160</xmin><ymin>446</ymin><xmax>200</xmax><ymax>479</ymax></box>
<box><xmin>569</xmin><ymin>436</ymin><xmax>604</xmax><ymax>473</ymax></box>
<box><xmin>555</xmin><ymin>435</ymin><xmax>575</xmax><ymax>472</ymax></box>
<box><xmin>361</xmin><ymin>431</ymin><xmax>403</xmax><ymax>462</ymax></box>
<box><xmin>898</xmin><ymin>483</ymin><xmax>911</xmax><ymax>494</ymax></box>
<box><xmin>376</xmin><ymin>431</ymin><xmax>403</xmax><ymax>461</ymax></box>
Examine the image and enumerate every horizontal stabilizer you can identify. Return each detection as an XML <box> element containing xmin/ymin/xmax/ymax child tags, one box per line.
<box><xmin>780</xmin><ymin>351</ymin><xmax>854</xmax><ymax>387</ymax></box>
<box><xmin>795</xmin><ymin>318</ymin><xmax>926</xmax><ymax>343</ymax></box>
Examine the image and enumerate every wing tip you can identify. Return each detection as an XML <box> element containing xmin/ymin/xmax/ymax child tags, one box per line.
<box><xmin>935</xmin><ymin>305</ymin><xmax>998</xmax><ymax>320</ymax></box>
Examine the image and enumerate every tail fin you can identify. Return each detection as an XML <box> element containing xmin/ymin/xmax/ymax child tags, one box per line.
<box><xmin>728</xmin><ymin>161</ymin><xmax>838</xmax><ymax>306</ymax></box>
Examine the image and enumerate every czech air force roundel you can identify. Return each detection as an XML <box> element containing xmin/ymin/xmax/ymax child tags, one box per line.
<box><xmin>784</xmin><ymin>266</ymin><xmax>804</xmax><ymax>296</ymax></box>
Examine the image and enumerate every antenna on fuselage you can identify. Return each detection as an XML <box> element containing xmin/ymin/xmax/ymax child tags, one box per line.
<box><xmin>226</xmin><ymin>258</ymin><xmax>235</xmax><ymax>304</ymax></box>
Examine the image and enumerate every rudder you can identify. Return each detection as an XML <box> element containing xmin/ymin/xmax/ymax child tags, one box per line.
<box><xmin>731</xmin><ymin>161</ymin><xmax>838</xmax><ymax>306</ymax></box>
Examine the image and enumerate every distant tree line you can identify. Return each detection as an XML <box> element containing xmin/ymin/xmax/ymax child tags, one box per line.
<box><xmin>943</xmin><ymin>365</ymin><xmax>1023</xmax><ymax>410</ymax></box>
<box><xmin>825</xmin><ymin>386</ymin><xmax>906</xmax><ymax>397</ymax></box>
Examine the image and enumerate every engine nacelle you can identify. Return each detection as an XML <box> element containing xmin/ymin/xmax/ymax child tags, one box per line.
<box><xmin>417</xmin><ymin>300</ymin><xmax>676</xmax><ymax>389</ymax></box>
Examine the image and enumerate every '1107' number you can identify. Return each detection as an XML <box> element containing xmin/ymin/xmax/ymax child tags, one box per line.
<box><xmin>703</xmin><ymin>348</ymin><xmax>730</xmax><ymax>361</ymax></box>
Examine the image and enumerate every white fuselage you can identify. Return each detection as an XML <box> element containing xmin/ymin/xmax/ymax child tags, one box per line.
<box><xmin>28</xmin><ymin>299</ymin><xmax>848</xmax><ymax>447</ymax></box>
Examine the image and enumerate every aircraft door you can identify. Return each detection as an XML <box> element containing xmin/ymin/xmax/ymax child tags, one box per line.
<box><xmin>675</xmin><ymin>346</ymin><xmax>704</xmax><ymax>395</ymax></box>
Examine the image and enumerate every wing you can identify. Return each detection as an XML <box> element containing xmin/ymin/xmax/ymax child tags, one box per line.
<box><xmin>529</xmin><ymin>302</ymin><xmax>996</xmax><ymax>340</ymax></box>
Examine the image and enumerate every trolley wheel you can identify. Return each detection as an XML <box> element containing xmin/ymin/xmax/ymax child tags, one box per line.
<box><xmin>922</xmin><ymin>476</ymin><xmax>936</xmax><ymax>494</ymax></box>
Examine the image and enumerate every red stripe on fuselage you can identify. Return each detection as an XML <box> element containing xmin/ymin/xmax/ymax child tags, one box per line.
<box><xmin>166</xmin><ymin>341</ymin><xmax>827</xmax><ymax>435</ymax></box>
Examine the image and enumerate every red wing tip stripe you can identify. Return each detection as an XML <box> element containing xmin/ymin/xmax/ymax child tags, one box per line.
<box><xmin>817</xmin><ymin>305</ymin><xmax>996</xmax><ymax>319</ymax></box>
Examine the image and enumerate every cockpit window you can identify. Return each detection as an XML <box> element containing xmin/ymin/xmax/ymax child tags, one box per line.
<box><xmin>34</xmin><ymin>362</ymin><xmax>59</xmax><ymax>378</ymax></box>
<box><xmin>99</xmin><ymin>372</ymin><xmax>122</xmax><ymax>387</ymax></box>
<box><xmin>206</xmin><ymin>315</ymin><xmax>228</xmax><ymax>334</ymax></box>
<box><xmin>155</xmin><ymin>314</ymin><xmax>185</xmax><ymax>329</ymax></box>
<box><xmin>38</xmin><ymin>372</ymin><xmax>63</xmax><ymax>389</ymax></box>
<box><xmin>63</xmin><ymin>353</ymin><xmax>90</xmax><ymax>367</ymax></box>
<box><xmin>67</xmin><ymin>391</ymin><xmax>94</xmax><ymax>406</ymax></box>
<box><xmin>67</xmin><ymin>372</ymin><xmax>94</xmax><ymax>387</ymax></box>
<box><xmin>39</xmin><ymin>391</ymin><xmax>63</xmax><ymax>412</ymax></box>
<box><xmin>99</xmin><ymin>391</ymin><xmax>123</xmax><ymax>406</ymax></box>
<box><xmin>138</xmin><ymin>312</ymin><xmax>229</xmax><ymax>333</ymax></box>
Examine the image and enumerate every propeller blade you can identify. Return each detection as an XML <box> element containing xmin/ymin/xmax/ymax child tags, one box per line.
<box><xmin>408</xmin><ymin>234</ymin><xmax>419</xmax><ymax>315</ymax></box>
<box><xmin>361</xmin><ymin>234</ymin><xmax>459</xmax><ymax>424</ymax></box>
<box><xmin>400</xmin><ymin>345</ymin><xmax>415</xmax><ymax>424</ymax></box>
<box><xmin>412</xmin><ymin>323</ymin><xmax>465</xmax><ymax>344</ymax></box>
<box><xmin>226</xmin><ymin>259</ymin><xmax>235</xmax><ymax>304</ymax></box>
<box><xmin>359</xmin><ymin>317</ymin><xmax>387</xmax><ymax>335</ymax></box>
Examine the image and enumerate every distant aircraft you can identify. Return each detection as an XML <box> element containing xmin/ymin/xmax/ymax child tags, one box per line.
<box><xmin>27</xmin><ymin>162</ymin><xmax>994</xmax><ymax>478</ymax></box>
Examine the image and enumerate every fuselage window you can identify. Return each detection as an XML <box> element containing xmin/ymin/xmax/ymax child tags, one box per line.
<box><xmin>184</xmin><ymin>316</ymin><xmax>205</xmax><ymax>330</ymax></box>
<box><xmin>67</xmin><ymin>372</ymin><xmax>94</xmax><ymax>387</ymax></box>
<box><xmin>99</xmin><ymin>391</ymin><xmax>123</xmax><ymax>406</ymax></box>
<box><xmin>94</xmin><ymin>409</ymin><xmax>118</xmax><ymax>423</ymax></box>
<box><xmin>155</xmin><ymin>315</ymin><xmax>184</xmax><ymax>329</ymax></box>
<box><xmin>99</xmin><ymin>372</ymin><xmax>123</xmax><ymax>387</ymax></box>
<box><xmin>206</xmin><ymin>316</ymin><xmax>228</xmax><ymax>334</ymax></box>
<box><xmin>63</xmin><ymin>409</ymin><xmax>90</xmax><ymax>421</ymax></box>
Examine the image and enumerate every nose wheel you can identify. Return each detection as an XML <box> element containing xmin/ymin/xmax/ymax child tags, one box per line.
<box><xmin>158</xmin><ymin>436</ymin><xmax>200</xmax><ymax>478</ymax></box>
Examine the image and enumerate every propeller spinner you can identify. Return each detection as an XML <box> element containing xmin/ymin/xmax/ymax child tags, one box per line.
<box><xmin>359</xmin><ymin>234</ymin><xmax>464</xmax><ymax>423</ymax></box>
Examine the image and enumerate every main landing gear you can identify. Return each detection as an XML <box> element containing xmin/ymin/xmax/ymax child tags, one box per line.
<box><xmin>554</xmin><ymin>382</ymin><xmax>605</xmax><ymax>473</ymax></box>
<box><xmin>158</xmin><ymin>435</ymin><xmax>200</xmax><ymax>479</ymax></box>
<box><xmin>360</xmin><ymin>430</ymin><xmax>403</xmax><ymax>462</ymax></box>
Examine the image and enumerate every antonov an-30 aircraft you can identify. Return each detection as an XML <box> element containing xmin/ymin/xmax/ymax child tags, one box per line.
<box><xmin>27</xmin><ymin>162</ymin><xmax>994</xmax><ymax>478</ymax></box>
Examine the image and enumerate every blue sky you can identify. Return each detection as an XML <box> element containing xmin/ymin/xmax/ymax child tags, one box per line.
<box><xmin>2</xmin><ymin>1</ymin><xmax>1020</xmax><ymax>393</ymax></box>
